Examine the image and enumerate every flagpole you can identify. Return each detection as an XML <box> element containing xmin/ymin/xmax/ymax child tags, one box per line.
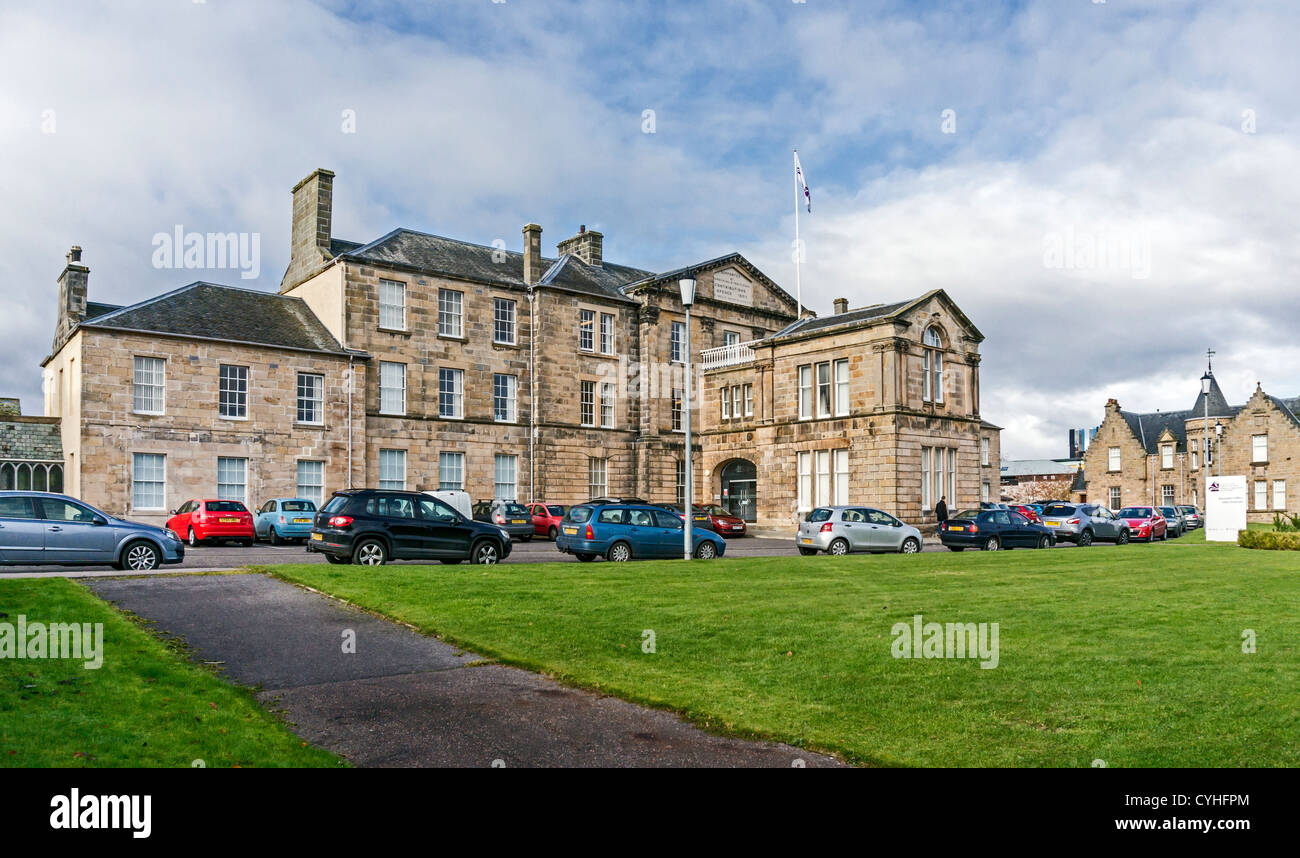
<box><xmin>793</xmin><ymin>149</ymin><xmax>802</xmax><ymax>318</ymax></box>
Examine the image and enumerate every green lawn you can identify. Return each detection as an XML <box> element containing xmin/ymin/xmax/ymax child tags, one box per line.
<box><xmin>0</xmin><ymin>578</ymin><xmax>341</xmax><ymax>768</ymax></box>
<box><xmin>266</xmin><ymin>539</ymin><xmax>1300</xmax><ymax>767</ymax></box>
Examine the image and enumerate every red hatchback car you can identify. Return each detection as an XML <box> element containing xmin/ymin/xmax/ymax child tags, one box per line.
<box><xmin>528</xmin><ymin>503</ymin><xmax>567</xmax><ymax>540</ymax></box>
<box><xmin>167</xmin><ymin>499</ymin><xmax>256</xmax><ymax>546</ymax></box>
<box><xmin>700</xmin><ymin>504</ymin><xmax>748</xmax><ymax>537</ymax></box>
<box><xmin>1009</xmin><ymin>504</ymin><xmax>1041</xmax><ymax>524</ymax></box>
<box><xmin>1117</xmin><ymin>506</ymin><xmax>1167</xmax><ymax>542</ymax></box>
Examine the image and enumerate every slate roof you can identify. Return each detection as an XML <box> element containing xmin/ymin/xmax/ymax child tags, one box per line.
<box><xmin>764</xmin><ymin>289</ymin><xmax>983</xmax><ymax>343</ymax></box>
<box><xmin>1115</xmin><ymin>374</ymin><xmax>1300</xmax><ymax>453</ymax></box>
<box><xmin>1071</xmin><ymin>469</ymin><xmax>1087</xmax><ymax>493</ymax></box>
<box><xmin>1000</xmin><ymin>459</ymin><xmax>1081</xmax><ymax>478</ymax></box>
<box><xmin>1189</xmin><ymin>373</ymin><xmax>1233</xmax><ymax>418</ymax></box>
<box><xmin>85</xmin><ymin>301</ymin><xmax>122</xmax><ymax>320</ymax></box>
<box><xmin>0</xmin><ymin>418</ymin><xmax>62</xmax><ymax>462</ymax></box>
<box><xmin>79</xmin><ymin>282</ymin><xmax>355</xmax><ymax>356</ymax></box>
<box><xmin>619</xmin><ymin>253</ymin><xmax>800</xmax><ymax>311</ymax></box>
<box><xmin>337</xmin><ymin>229</ymin><xmax>651</xmax><ymax>303</ymax></box>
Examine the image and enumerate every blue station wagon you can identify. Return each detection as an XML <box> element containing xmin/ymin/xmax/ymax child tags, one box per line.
<box><xmin>555</xmin><ymin>503</ymin><xmax>727</xmax><ymax>562</ymax></box>
<box><xmin>254</xmin><ymin>497</ymin><xmax>318</xmax><ymax>543</ymax></box>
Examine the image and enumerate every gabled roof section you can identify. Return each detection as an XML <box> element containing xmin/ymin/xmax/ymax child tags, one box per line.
<box><xmin>1268</xmin><ymin>395</ymin><xmax>1300</xmax><ymax>431</ymax></box>
<box><xmin>620</xmin><ymin>252</ymin><xmax>800</xmax><ymax>311</ymax></box>
<box><xmin>769</xmin><ymin>289</ymin><xmax>984</xmax><ymax>343</ymax></box>
<box><xmin>79</xmin><ymin>282</ymin><xmax>355</xmax><ymax>356</ymax></box>
<box><xmin>1189</xmin><ymin>372</ymin><xmax>1233</xmax><ymax>418</ymax></box>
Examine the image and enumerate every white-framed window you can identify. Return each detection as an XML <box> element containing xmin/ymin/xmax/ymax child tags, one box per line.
<box><xmin>297</xmin><ymin>372</ymin><xmax>324</xmax><ymax>424</ymax></box>
<box><xmin>1162</xmin><ymin>484</ymin><xmax>1175</xmax><ymax>506</ymax></box>
<box><xmin>1252</xmin><ymin>434</ymin><xmax>1268</xmax><ymax>463</ymax></box>
<box><xmin>1274</xmin><ymin>479</ymin><xmax>1286</xmax><ymax>510</ymax></box>
<box><xmin>379</xmin><ymin>361</ymin><xmax>406</xmax><ymax>416</ymax></box>
<box><xmin>922</xmin><ymin>447</ymin><xmax>932</xmax><ymax>510</ymax></box>
<box><xmin>833</xmin><ymin>449</ymin><xmax>850</xmax><ymax>506</ymax></box>
<box><xmin>922</xmin><ymin>326</ymin><xmax>943</xmax><ymax>403</ymax></box>
<box><xmin>439</xmin><ymin>452</ymin><xmax>464</xmax><ymax>491</ymax></box>
<box><xmin>580</xmin><ymin>381</ymin><xmax>595</xmax><ymax>427</ymax></box>
<box><xmin>599</xmin><ymin>313</ymin><xmax>615</xmax><ymax>355</ymax></box>
<box><xmin>494</xmin><ymin>297</ymin><xmax>516</xmax><ymax>345</ymax></box>
<box><xmin>670</xmin><ymin>321</ymin><xmax>685</xmax><ymax>363</ymax></box>
<box><xmin>297</xmin><ymin>460</ymin><xmax>325</xmax><ymax>505</ymax></box>
<box><xmin>1192</xmin><ymin>488</ymin><xmax>1198</xmax><ymax>507</ymax></box>
<box><xmin>438</xmin><ymin>288</ymin><xmax>463</xmax><ymax>337</ymax></box>
<box><xmin>1161</xmin><ymin>443</ymin><xmax>1174</xmax><ymax>469</ymax></box>
<box><xmin>132</xmin><ymin>453</ymin><xmax>165</xmax><ymax>510</ymax></box>
<box><xmin>493</xmin><ymin>374</ymin><xmax>517</xmax><ymax>423</ymax></box>
<box><xmin>732</xmin><ymin>386</ymin><xmax>742</xmax><ymax>421</ymax></box>
<box><xmin>379</xmin><ymin>279</ymin><xmax>406</xmax><ymax>330</ymax></box>
<box><xmin>675</xmin><ymin>459</ymin><xmax>687</xmax><ymax>507</ymax></box>
<box><xmin>672</xmin><ymin>388</ymin><xmax>683</xmax><ymax>432</ymax></box>
<box><xmin>600</xmin><ymin>382</ymin><xmax>615</xmax><ymax>428</ymax></box>
<box><xmin>947</xmin><ymin>447</ymin><xmax>957</xmax><ymax>501</ymax></box>
<box><xmin>723</xmin><ymin>330</ymin><xmax>740</xmax><ymax>347</ymax></box>
<box><xmin>816</xmin><ymin>362</ymin><xmax>831</xmax><ymax>418</ymax></box>
<box><xmin>981</xmin><ymin>437</ymin><xmax>990</xmax><ymax>467</ymax></box>
<box><xmin>378</xmin><ymin>449</ymin><xmax>406</xmax><ymax>490</ymax></box>
<box><xmin>579</xmin><ymin>309</ymin><xmax>595</xmax><ymax>352</ymax></box>
<box><xmin>133</xmin><ymin>356</ymin><xmax>165</xmax><ymax>415</ymax></box>
<box><xmin>798</xmin><ymin>364</ymin><xmax>813</xmax><ymax>420</ymax></box>
<box><xmin>1254</xmin><ymin>479</ymin><xmax>1268</xmax><ymax>511</ymax></box>
<box><xmin>494</xmin><ymin>454</ymin><xmax>518</xmax><ymax>500</ymax></box>
<box><xmin>438</xmin><ymin>368</ymin><xmax>463</xmax><ymax>419</ymax></box>
<box><xmin>588</xmin><ymin>457</ymin><xmax>607</xmax><ymax>498</ymax></box>
<box><xmin>721</xmin><ymin>385</ymin><xmax>731</xmax><ymax>420</ymax></box>
<box><xmin>834</xmin><ymin>359</ymin><xmax>849</xmax><ymax>416</ymax></box>
<box><xmin>743</xmin><ymin>383</ymin><xmax>753</xmax><ymax>417</ymax></box>
<box><xmin>1109</xmin><ymin>486</ymin><xmax>1121</xmax><ymax>510</ymax></box>
<box><xmin>218</xmin><ymin>364</ymin><xmax>248</xmax><ymax>419</ymax></box>
<box><xmin>981</xmin><ymin>481</ymin><xmax>991</xmax><ymax>503</ymax></box>
<box><xmin>1190</xmin><ymin>440</ymin><xmax>1199</xmax><ymax>470</ymax></box>
<box><xmin>1108</xmin><ymin>446</ymin><xmax>1121</xmax><ymax>472</ymax></box>
<box><xmin>815</xmin><ymin>450</ymin><xmax>831</xmax><ymax>507</ymax></box>
<box><xmin>217</xmin><ymin>457</ymin><xmax>247</xmax><ymax>503</ymax></box>
<box><xmin>797</xmin><ymin>451</ymin><xmax>812</xmax><ymax>512</ymax></box>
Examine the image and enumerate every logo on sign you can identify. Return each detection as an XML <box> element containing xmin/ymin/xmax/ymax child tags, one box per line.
<box><xmin>1210</xmin><ymin>482</ymin><xmax>1220</xmax><ymax>492</ymax></box>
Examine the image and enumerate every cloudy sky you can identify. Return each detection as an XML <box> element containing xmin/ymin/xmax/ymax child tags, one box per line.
<box><xmin>2</xmin><ymin>0</ymin><xmax>1297</xmax><ymax>458</ymax></box>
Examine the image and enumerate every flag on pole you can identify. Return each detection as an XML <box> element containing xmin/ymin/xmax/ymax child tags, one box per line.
<box><xmin>794</xmin><ymin>150</ymin><xmax>811</xmax><ymax>213</ymax></box>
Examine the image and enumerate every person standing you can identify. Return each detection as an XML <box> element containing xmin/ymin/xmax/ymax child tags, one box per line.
<box><xmin>935</xmin><ymin>496</ymin><xmax>949</xmax><ymax>524</ymax></box>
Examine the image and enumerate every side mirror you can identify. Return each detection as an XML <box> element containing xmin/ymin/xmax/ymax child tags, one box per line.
<box><xmin>92</xmin><ymin>516</ymin><xmax>108</xmax><ymax>526</ymax></box>
<box><xmin>169</xmin><ymin>509</ymin><xmax>177</xmax><ymax>515</ymax></box>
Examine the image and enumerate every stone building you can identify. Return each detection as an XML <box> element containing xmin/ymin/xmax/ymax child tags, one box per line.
<box><xmin>1074</xmin><ymin>366</ymin><xmax>1300</xmax><ymax>521</ymax></box>
<box><xmin>0</xmin><ymin>399</ymin><xmax>64</xmax><ymax>493</ymax></box>
<box><xmin>41</xmin><ymin>168</ymin><xmax>1000</xmax><ymax>528</ymax></box>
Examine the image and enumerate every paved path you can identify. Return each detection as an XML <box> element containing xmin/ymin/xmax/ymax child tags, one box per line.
<box><xmin>86</xmin><ymin>573</ymin><xmax>842</xmax><ymax>768</ymax></box>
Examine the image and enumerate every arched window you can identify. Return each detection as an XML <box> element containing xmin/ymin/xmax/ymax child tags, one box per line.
<box><xmin>922</xmin><ymin>326</ymin><xmax>944</xmax><ymax>404</ymax></box>
<box><xmin>0</xmin><ymin>463</ymin><xmax>13</xmax><ymax>490</ymax></box>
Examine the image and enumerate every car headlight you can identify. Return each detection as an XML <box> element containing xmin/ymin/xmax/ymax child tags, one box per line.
<box><xmin>498</xmin><ymin>528</ymin><xmax>510</xmax><ymax>540</ymax></box>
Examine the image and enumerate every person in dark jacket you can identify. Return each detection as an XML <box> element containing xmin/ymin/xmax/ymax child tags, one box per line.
<box><xmin>935</xmin><ymin>497</ymin><xmax>949</xmax><ymax>523</ymax></box>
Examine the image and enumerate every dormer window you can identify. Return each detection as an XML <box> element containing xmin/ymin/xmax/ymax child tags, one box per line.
<box><xmin>922</xmin><ymin>326</ymin><xmax>944</xmax><ymax>403</ymax></box>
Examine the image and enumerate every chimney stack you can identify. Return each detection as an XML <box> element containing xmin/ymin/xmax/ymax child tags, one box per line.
<box><xmin>833</xmin><ymin>297</ymin><xmax>849</xmax><ymax>315</ymax></box>
<box><xmin>556</xmin><ymin>225</ymin><xmax>603</xmax><ymax>267</ymax></box>
<box><xmin>281</xmin><ymin>168</ymin><xmax>335</xmax><ymax>292</ymax></box>
<box><xmin>522</xmin><ymin>223</ymin><xmax>543</xmax><ymax>286</ymax></box>
<box><xmin>53</xmin><ymin>245</ymin><xmax>89</xmax><ymax>353</ymax></box>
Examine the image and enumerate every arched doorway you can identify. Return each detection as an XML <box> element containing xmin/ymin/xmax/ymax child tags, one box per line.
<box><xmin>718</xmin><ymin>459</ymin><xmax>757</xmax><ymax>522</ymax></box>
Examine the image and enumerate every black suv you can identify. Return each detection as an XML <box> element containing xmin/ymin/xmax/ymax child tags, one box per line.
<box><xmin>308</xmin><ymin>489</ymin><xmax>512</xmax><ymax>565</ymax></box>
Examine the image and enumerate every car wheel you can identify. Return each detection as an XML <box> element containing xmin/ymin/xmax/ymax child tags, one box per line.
<box><xmin>608</xmin><ymin>542</ymin><xmax>632</xmax><ymax>562</ymax></box>
<box><xmin>270</xmin><ymin>527</ymin><xmax>282</xmax><ymax>546</ymax></box>
<box><xmin>548</xmin><ymin>526</ymin><xmax>558</xmax><ymax>541</ymax></box>
<box><xmin>325</xmin><ymin>555</ymin><xmax>349</xmax><ymax>564</ymax></box>
<box><xmin>122</xmin><ymin>540</ymin><xmax>161</xmax><ymax>571</ymax></box>
<box><xmin>948</xmin><ymin>546</ymin><xmax>965</xmax><ymax>552</ymax></box>
<box><xmin>352</xmin><ymin>539</ymin><xmax>387</xmax><ymax>566</ymax></box>
<box><xmin>900</xmin><ymin>537</ymin><xmax>921</xmax><ymax>554</ymax></box>
<box><xmin>1116</xmin><ymin>530</ymin><xmax>1129</xmax><ymax>545</ymax></box>
<box><xmin>828</xmin><ymin>538</ymin><xmax>850</xmax><ymax>556</ymax></box>
<box><xmin>798</xmin><ymin>547</ymin><xmax>817</xmax><ymax>556</ymax></box>
<box><xmin>575</xmin><ymin>553</ymin><xmax>596</xmax><ymax>562</ymax></box>
<box><xmin>694</xmin><ymin>541</ymin><xmax>717</xmax><ymax>559</ymax></box>
<box><xmin>1078</xmin><ymin>530</ymin><xmax>1094</xmax><ymax>547</ymax></box>
<box><xmin>982</xmin><ymin>536</ymin><xmax>1000</xmax><ymax>551</ymax></box>
<box><xmin>471</xmin><ymin>540</ymin><xmax>500</xmax><ymax>565</ymax></box>
<box><xmin>1038</xmin><ymin>535</ymin><xmax>1051</xmax><ymax>549</ymax></box>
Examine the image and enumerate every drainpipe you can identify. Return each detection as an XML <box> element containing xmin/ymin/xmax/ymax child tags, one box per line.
<box><xmin>346</xmin><ymin>355</ymin><xmax>354</xmax><ymax>489</ymax></box>
<box><xmin>528</xmin><ymin>286</ymin><xmax>536</xmax><ymax>502</ymax></box>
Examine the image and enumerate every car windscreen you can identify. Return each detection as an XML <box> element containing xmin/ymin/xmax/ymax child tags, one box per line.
<box><xmin>1118</xmin><ymin>508</ymin><xmax>1152</xmax><ymax>518</ymax></box>
<box><xmin>1159</xmin><ymin>507</ymin><xmax>1178</xmax><ymax>516</ymax></box>
<box><xmin>321</xmin><ymin>495</ymin><xmax>349</xmax><ymax>514</ymax></box>
<box><xmin>205</xmin><ymin>501</ymin><xmax>247</xmax><ymax>512</ymax></box>
<box><xmin>952</xmin><ymin>510</ymin><xmax>982</xmax><ymax>520</ymax></box>
<box><xmin>1042</xmin><ymin>504</ymin><xmax>1075</xmax><ymax>516</ymax></box>
<box><xmin>503</xmin><ymin>504</ymin><xmax>529</xmax><ymax>515</ymax></box>
<box><xmin>808</xmin><ymin>508</ymin><xmax>833</xmax><ymax>522</ymax></box>
<box><xmin>281</xmin><ymin>501</ymin><xmax>316</xmax><ymax>512</ymax></box>
<box><xmin>566</xmin><ymin>506</ymin><xmax>593</xmax><ymax>523</ymax></box>
<box><xmin>547</xmin><ymin>505</ymin><xmax>565</xmax><ymax>516</ymax></box>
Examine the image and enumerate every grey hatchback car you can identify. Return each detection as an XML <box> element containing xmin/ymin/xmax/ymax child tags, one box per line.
<box><xmin>0</xmin><ymin>491</ymin><xmax>185</xmax><ymax>570</ymax></box>
<box><xmin>1039</xmin><ymin>502</ymin><xmax>1131</xmax><ymax>546</ymax></box>
<box><xmin>796</xmin><ymin>506</ymin><xmax>923</xmax><ymax>555</ymax></box>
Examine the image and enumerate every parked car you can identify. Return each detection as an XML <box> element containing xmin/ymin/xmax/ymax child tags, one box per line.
<box><xmin>527</xmin><ymin>503</ymin><xmax>567</xmax><ymax>540</ymax></box>
<box><xmin>1158</xmin><ymin>506</ymin><xmax>1187</xmax><ymax>538</ymax></box>
<box><xmin>1038</xmin><ymin>502</ymin><xmax>1131</xmax><ymax>546</ymax></box>
<box><xmin>166</xmin><ymin>499</ymin><xmax>255</xmax><ymax>546</ymax></box>
<box><xmin>1177</xmin><ymin>505</ymin><xmax>1202</xmax><ymax>529</ymax></box>
<box><xmin>587</xmin><ymin>496</ymin><xmax>649</xmax><ymax>505</ymax></box>
<box><xmin>308</xmin><ymin>489</ymin><xmax>512</xmax><ymax>565</ymax></box>
<box><xmin>555</xmin><ymin>503</ymin><xmax>726</xmax><ymax>561</ymax></box>
<box><xmin>796</xmin><ymin>506</ymin><xmax>923</xmax><ymax>555</ymax></box>
<box><xmin>979</xmin><ymin>502</ymin><xmax>1009</xmax><ymax>510</ymax></box>
<box><xmin>654</xmin><ymin>503</ymin><xmax>714</xmax><ymax>530</ymax></box>
<box><xmin>1118</xmin><ymin>506</ymin><xmax>1168</xmax><ymax>542</ymax></box>
<box><xmin>939</xmin><ymin>508</ymin><xmax>1055</xmax><ymax>551</ymax></box>
<box><xmin>1008</xmin><ymin>503</ymin><xmax>1042</xmax><ymax>523</ymax></box>
<box><xmin>424</xmin><ymin>489</ymin><xmax>473</xmax><ymax>520</ymax></box>
<box><xmin>254</xmin><ymin>498</ymin><xmax>318</xmax><ymax>544</ymax></box>
<box><xmin>472</xmin><ymin>500</ymin><xmax>534</xmax><ymax>541</ymax></box>
<box><xmin>699</xmin><ymin>504</ymin><xmax>748</xmax><ymax>537</ymax></box>
<box><xmin>0</xmin><ymin>491</ymin><xmax>185</xmax><ymax>570</ymax></box>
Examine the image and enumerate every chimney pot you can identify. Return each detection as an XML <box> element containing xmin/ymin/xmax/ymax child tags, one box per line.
<box><xmin>68</xmin><ymin>246</ymin><xmax>82</xmax><ymax>264</ymax></box>
<box><xmin>833</xmin><ymin>297</ymin><xmax>849</xmax><ymax>315</ymax></box>
<box><xmin>556</xmin><ymin>226</ymin><xmax>603</xmax><ymax>267</ymax></box>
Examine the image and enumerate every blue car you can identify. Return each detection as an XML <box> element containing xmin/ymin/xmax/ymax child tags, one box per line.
<box><xmin>254</xmin><ymin>497</ymin><xmax>319</xmax><ymax>544</ymax></box>
<box><xmin>939</xmin><ymin>507</ymin><xmax>1055</xmax><ymax>552</ymax></box>
<box><xmin>0</xmin><ymin>491</ymin><xmax>185</xmax><ymax>570</ymax></box>
<box><xmin>555</xmin><ymin>503</ymin><xmax>727</xmax><ymax>562</ymax></box>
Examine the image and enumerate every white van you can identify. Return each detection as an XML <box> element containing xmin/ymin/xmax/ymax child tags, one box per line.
<box><xmin>424</xmin><ymin>490</ymin><xmax>473</xmax><ymax>521</ymax></box>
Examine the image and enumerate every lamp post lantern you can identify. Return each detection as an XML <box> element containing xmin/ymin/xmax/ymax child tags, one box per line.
<box><xmin>680</xmin><ymin>276</ymin><xmax>696</xmax><ymax>560</ymax></box>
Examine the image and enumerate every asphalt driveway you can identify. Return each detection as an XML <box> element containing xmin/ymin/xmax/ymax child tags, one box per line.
<box><xmin>86</xmin><ymin>573</ymin><xmax>842</xmax><ymax>767</ymax></box>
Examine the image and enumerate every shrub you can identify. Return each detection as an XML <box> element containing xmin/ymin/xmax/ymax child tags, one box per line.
<box><xmin>1239</xmin><ymin>529</ymin><xmax>1300</xmax><ymax>550</ymax></box>
<box><xmin>1272</xmin><ymin>512</ymin><xmax>1298</xmax><ymax>532</ymax></box>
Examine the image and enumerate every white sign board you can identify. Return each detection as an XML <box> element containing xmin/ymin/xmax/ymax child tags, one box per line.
<box><xmin>1205</xmin><ymin>475</ymin><xmax>1248</xmax><ymax>542</ymax></box>
<box><xmin>712</xmin><ymin>268</ymin><xmax>753</xmax><ymax>307</ymax></box>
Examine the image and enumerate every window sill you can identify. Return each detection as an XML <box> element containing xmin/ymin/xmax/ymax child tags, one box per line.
<box><xmin>377</xmin><ymin>327</ymin><xmax>411</xmax><ymax>337</ymax></box>
<box><xmin>378</xmin><ymin>412</ymin><xmax>408</xmax><ymax>418</ymax></box>
<box><xmin>218</xmin><ymin>415</ymin><xmax>249</xmax><ymax>422</ymax></box>
<box><xmin>437</xmin><ymin>333</ymin><xmax>466</xmax><ymax>343</ymax></box>
<box><xmin>1251</xmin><ymin>461</ymin><xmax>1269</xmax><ymax>467</ymax></box>
<box><xmin>493</xmin><ymin>340</ymin><xmax>519</xmax><ymax>349</ymax></box>
<box><xmin>295</xmin><ymin>422</ymin><xmax>326</xmax><ymax>428</ymax></box>
<box><xmin>133</xmin><ymin>411</ymin><xmax>165</xmax><ymax>418</ymax></box>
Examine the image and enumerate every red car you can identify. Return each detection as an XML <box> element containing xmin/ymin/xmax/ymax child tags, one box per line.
<box><xmin>700</xmin><ymin>504</ymin><xmax>748</xmax><ymax>537</ymax></box>
<box><xmin>1117</xmin><ymin>506</ymin><xmax>1167</xmax><ymax>542</ymax></box>
<box><xmin>1009</xmin><ymin>504</ymin><xmax>1041</xmax><ymax>523</ymax></box>
<box><xmin>167</xmin><ymin>499</ymin><xmax>255</xmax><ymax>547</ymax></box>
<box><xmin>528</xmin><ymin>503</ymin><xmax>567</xmax><ymax>540</ymax></box>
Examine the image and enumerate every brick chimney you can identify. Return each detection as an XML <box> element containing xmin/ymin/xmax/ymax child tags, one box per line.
<box><xmin>53</xmin><ymin>246</ymin><xmax>88</xmax><ymax>353</ymax></box>
<box><xmin>833</xmin><ymin>297</ymin><xmax>849</xmax><ymax>315</ymax></box>
<box><xmin>556</xmin><ymin>225</ymin><xmax>602</xmax><ymax>267</ymax></box>
<box><xmin>1105</xmin><ymin>398</ymin><xmax>1121</xmax><ymax>416</ymax></box>
<box><xmin>522</xmin><ymin>223</ymin><xmax>543</xmax><ymax>286</ymax></box>
<box><xmin>280</xmin><ymin>168</ymin><xmax>335</xmax><ymax>292</ymax></box>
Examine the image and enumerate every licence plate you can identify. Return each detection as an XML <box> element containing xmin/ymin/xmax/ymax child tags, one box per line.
<box><xmin>948</xmin><ymin>526</ymin><xmax>964</xmax><ymax>532</ymax></box>
<box><xmin>310</xmin><ymin>533</ymin><xmax>323</xmax><ymax>541</ymax></box>
<box><xmin>1045</xmin><ymin>520</ymin><xmax>1060</xmax><ymax>527</ymax></box>
<box><xmin>563</xmin><ymin>527</ymin><xmax>578</xmax><ymax>535</ymax></box>
<box><xmin>294</xmin><ymin>518</ymin><xmax>311</xmax><ymax>524</ymax></box>
<box><xmin>512</xmin><ymin>519</ymin><xmax>526</xmax><ymax>525</ymax></box>
<box><xmin>801</xmin><ymin>538</ymin><xmax>813</xmax><ymax>545</ymax></box>
<box><xmin>219</xmin><ymin>517</ymin><xmax>238</xmax><ymax>523</ymax></box>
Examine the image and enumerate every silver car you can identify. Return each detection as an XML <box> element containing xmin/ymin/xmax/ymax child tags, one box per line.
<box><xmin>796</xmin><ymin>506</ymin><xmax>923</xmax><ymax>555</ymax></box>
<box><xmin>1039</xmin><ymin>502</ymin><xmax>1131</xmax><ymax>546</ymax></box>
<box><xmin>0</xmin><ymin>491</ymin><xmax>185</xmax><ymax>570</ymax></box>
